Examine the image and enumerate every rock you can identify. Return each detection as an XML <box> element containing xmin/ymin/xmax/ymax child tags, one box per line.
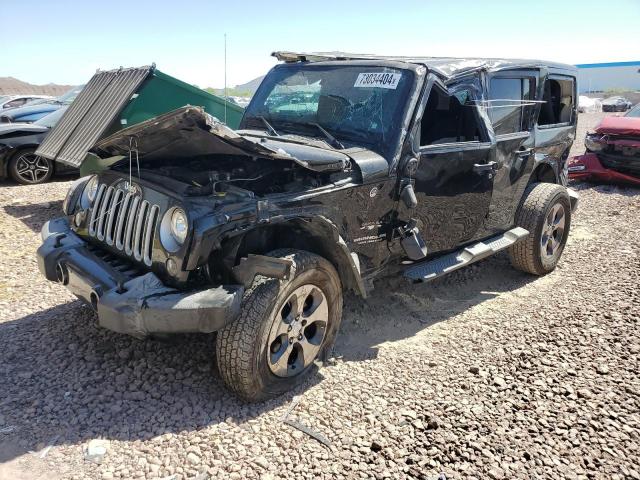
<box><xmin>400</xmin><ymin>409</ymin><xmax>417</xmax><ymax>420</ymax></box>
<box><xmin>186</xmin><ymin>452</ymin><xmax>200</xmax><ymax>465</ymax></box>
<box><xmin>596</xmin><ymin>364</ymin><xmax>609</xmax><ymax>375</ymax></box>
<box><xmin>117</xmin><ymin>348</ymin><xmax>132</xmax><ymax>360</ymax></box>
<box><xmin>101</xmin><ymin>472</ymin><xmax>114</xmax><ymax>480</ymax></box>
<box><xmin>370</xmin><ymin>440</ymin><xmax>385</xmax><ymax>452</ymax></box>
<box><xmin>488</xmin><ymin>466</ymin><xmax>505</xmax><ymax>479</ymax></box>
<box><xmin>493</xmin><ymin>377</ymin><xmax>506</xmax><ymax>388</ymax></box>
<box><xmin>469</xmin><ymin>366</ymin><xmax>480</xmax><ymax>374</ymax></box>
<box><xmin>426</xmin><ymin>416</ymin><xmax>439</xmax><ymax>430</ymax></box>
<box><xmin>85</xmin><ymin>439</ymin><xmax>110</xmax><ymax>464</ymax></box>
<box><xmin>577</xmin><ymin>388</ymin><xmax>592</xmax><ymax>399</ymax></box>
<box><xmin>254</xmin><ymin>456</ymin><xmax>270</xmax><ymax>470</ymax></box>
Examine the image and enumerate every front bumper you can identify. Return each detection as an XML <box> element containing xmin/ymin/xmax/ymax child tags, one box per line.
<box><xmin>568</xmin><ymin>153</ymin><xmax>640</xmax><ymax>187</ymax></box>
<box><xmin>37</xmin><ymin>217</ymin><xmax>244</xmax><ymax>338</ymax></box>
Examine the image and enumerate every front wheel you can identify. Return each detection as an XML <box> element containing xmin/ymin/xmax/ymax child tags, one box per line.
<box><xmin>9</xmin><ymin>149</ymin><xmax>53</xmax><ymax>185</ymax></box>
<box><xmin>509</xmin><ymin>183</ymin><xmax>571</xmax><ymax>275</ymax></box>
<box><xmin>216</xmin><ymin>249</ymin><xmax>343</xmax><ymax>402</ymax></box>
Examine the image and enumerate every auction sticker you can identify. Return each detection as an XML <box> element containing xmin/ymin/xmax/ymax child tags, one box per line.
<box><xmin>354</xmin><ymin>72</ymin><xmax>401</xmax><ymax>89</ymax></box>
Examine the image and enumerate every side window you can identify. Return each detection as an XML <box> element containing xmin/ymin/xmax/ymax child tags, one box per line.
<box><xmin>419</xmin><ymin>85</ymin><xmax>482</xmax><ymax>146</ymax></box>
<box><xmin>488</xmin><ymin>77</ymin><xmax>534</xmax><ymax>135</ymax></box>
<box><xmin>4</xmin><ymin>98</ymin><xmax>26</xmax><ymax>108</ymax></box>
<box><xmin>538</xmin><ymin>76</ymin><xmax>575</xmax><ymax>126</ymax></box>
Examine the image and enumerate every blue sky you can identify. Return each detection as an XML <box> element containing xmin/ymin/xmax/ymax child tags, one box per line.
<box><xmin>1</xmin><ymin>0</ymin><xmax>639</xmax><ymax>88</ymax></box>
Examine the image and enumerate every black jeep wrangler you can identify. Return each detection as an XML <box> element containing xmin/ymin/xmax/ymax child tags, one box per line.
<box><xmin>38</xmin><ymin>52</ymin><xmax>579</xmax><ymax>401</ymax></box>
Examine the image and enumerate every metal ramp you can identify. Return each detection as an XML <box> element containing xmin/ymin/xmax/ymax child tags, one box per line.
<box><xmin>404</xmin><ymin>227</ymin><xmax>529</xmax><ymax>282</ymax></box>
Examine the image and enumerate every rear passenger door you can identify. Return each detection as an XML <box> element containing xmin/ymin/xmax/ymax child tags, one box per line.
<box><xmin>535</xmin><ymin>73</ymin><xmax>577</xmax><ymax>184</ymax></box>
<box><xmin>480</xmin><ymin>70</ymin><xmax>538</xmax><ymax>236</ymax></box>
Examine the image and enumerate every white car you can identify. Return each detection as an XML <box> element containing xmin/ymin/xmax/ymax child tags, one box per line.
<box><xmin>0</xmin><ymin>94</ymin><xmax>52</xmax><ymax>110</ymax></box>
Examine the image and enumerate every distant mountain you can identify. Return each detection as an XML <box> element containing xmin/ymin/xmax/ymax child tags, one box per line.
<box><xmin>234</xmin><ymin>75</ymin><xmax>264</xmax><ymax>94</ymax></box>
<box><xmin>0</xmin><ymin>77</ymin><xmax>74</xmax><ymax>96</ymax></box>
<box><xmin>210</xmin><ymin>75</ymin><xmax>265</xmax><ymax>97</ymax></box>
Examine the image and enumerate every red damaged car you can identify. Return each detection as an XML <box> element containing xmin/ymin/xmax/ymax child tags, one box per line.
<box><xmin>569</xmin><ymin>104</ymin><xmax>640</xmax><ymax>186</ymax></box>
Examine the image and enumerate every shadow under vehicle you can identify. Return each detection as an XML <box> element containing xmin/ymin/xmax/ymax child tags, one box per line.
<box><xmin>37</xmin><ymin>51</ymin><xmax>579</xmax><ymax>401</ymax></box>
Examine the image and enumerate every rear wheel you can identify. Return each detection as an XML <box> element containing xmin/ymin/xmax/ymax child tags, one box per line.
<box><xmin>9</xmin><ymin>148</ymin><xmax>53</xmax><ymax>185</ymax></box>
<box><xmin>216</xmin><ymin>249</ymin><xmax>343</xmax><ymax>402</ymax></box>
<box><xmin>509</xmin><ymin>183</ymin><xmax>571</xmax><ymax>275</ymax></box>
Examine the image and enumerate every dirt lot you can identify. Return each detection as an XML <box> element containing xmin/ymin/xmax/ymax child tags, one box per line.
<box><xmin>0</xmin><ymin>112</ymin><xmax>638</xmax><ymax>480</ymax></box>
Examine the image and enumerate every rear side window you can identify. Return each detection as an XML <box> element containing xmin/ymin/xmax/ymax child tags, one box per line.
<box><xmin>4</xmin><ymin>98</ymin><xmax>27</xmax><ymax>108</ymax></box>
<box><xmin>488</xmin><ymin>77</ymin><xmax>534</xmax><ymax>135</ymax></box>
<box><xmin>538</xmin><ymin>76</ymin><xmax>575</xmax><ymax>126</ymax></box>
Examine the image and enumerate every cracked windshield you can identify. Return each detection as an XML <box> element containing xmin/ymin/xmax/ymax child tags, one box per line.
<box><xmin>244</xmin><ymin>65</ymin><xmax>414</xmax><ymax>155</ymax></box>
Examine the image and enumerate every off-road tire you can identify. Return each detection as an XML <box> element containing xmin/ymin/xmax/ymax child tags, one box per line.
<box><xmin>8</xmin><ymin>148</ymin><xmax>53</xmax><ymax>185</ymax></box>
<box><xmin>216</xmin><ymin>249</ymin><xmax>343</xmax><ymax>402</ymax></box>
<box><xmin>509</xmin><ymin>182</ymin><xmax>571</xmax><ymax>275</ymax></box>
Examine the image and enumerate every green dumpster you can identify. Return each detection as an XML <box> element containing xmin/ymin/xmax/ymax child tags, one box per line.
<box><xmin>118</xmin><ymin>69</ymin><xmax>244</xmax><ymax>132</ymax></box>
<box><xmin>37</xmin><ymin>64</ymin><xmax>245</xmax><ymax>170</ymax></box>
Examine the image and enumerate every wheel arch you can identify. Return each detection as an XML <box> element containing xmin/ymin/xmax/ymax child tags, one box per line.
<box><xmin>227</xmin><ymin>217</ymin><xmax>367</xmax><ymax>297</ymax></box>
<box><xmin>530</xmin><ymin>161</ymin><xmax>558</xmax><ymax>184</ymax></box>
<box><xmin>6</xmin><ymin>145</ymin><xmax>54</xmax><ymax>177</ymax></box>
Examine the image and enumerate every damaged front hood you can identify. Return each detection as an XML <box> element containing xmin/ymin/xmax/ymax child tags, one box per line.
<box><xmin>594</xmin><ymin>116</ymin><xmax>640</xmax><ymax>137</ymax></box>
<box><xmin>91</xmin><ymin>106</ymin><xmax>350</xmax><ymax>173</ymax></box>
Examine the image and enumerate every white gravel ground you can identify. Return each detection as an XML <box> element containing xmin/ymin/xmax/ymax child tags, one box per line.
<box><xmin>0</xmin><ymin>113</ymin><xmax>638</xmax><ymax>480</ymax></box>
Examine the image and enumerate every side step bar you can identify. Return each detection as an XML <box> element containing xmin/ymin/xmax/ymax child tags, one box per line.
<box><xmin>403</xmin><ymin>227</ymin><xmax>529</xmax><ymax>282</ymax></box>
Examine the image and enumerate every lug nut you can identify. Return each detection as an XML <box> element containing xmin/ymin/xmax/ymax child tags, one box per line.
<box><xmin>287</xmin><ymin>325</ymin><xmax>292</xmax><ymax>332</ymax></box>
<box><xmin>298</xmin><ymin>334</ymin><xmax>303</xmax><ymax>340</ymax></box>
<box><xmin>301</xmin><ymin>320</ymin><xmax>307</xmax><ymax>326</ymax></box>
<box><xmin>289</xmin><ymin>337</ymin><xmax>294</xmax><ymax>344</ymax></box>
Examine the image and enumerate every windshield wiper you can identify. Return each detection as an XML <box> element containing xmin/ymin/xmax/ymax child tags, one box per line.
<box><xmin>255</xmin><ymin>115</ymin><xmax>279</xmax><ymax>136</ymax></box>
<box><xmin>280</xmin><ymin>121</ymin><xmax>345</xmax><ymax>149</ymax></box>
<box><xmin>308</xmin><ymin>122</ymin><xmax>345</xmax><ymax>149</ymax></box>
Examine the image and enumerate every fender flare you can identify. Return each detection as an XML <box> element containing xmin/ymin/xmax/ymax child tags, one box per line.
<box><xmin>228</xmin><ymin>215</ymin><xmax>367</xmax><ymax>298</ymax></box>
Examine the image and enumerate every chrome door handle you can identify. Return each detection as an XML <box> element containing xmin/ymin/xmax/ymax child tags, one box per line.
<box><xmin>473</xmin><ymin>161</ymin><xmax>498</xmax><ymax>173</ymax></box>
<box><xmin>517</xmin><ymin>148</ymin><xmax>533</xmax><ymax>157</ymax></box>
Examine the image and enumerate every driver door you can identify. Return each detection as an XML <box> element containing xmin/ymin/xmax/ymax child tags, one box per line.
<box><xmin>411</xmin><ymin>79</ymin><xmax>495</xmax><ymax>254</ymax></box>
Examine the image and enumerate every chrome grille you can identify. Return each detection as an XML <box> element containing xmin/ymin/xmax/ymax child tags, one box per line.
<box><xmin>88</xmin><ymin>184</ymin><xmax>159</xmax><ymax>266</ymax></box>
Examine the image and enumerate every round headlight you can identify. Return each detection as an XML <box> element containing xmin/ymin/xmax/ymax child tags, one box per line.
<box><xmin>63</xmin><ymin>175</ymin><xmax>96</xmax><ymax>215</ymax></box>
<box><xmin>160</xmin><ymin>207</ymin><xmax>189</xmax><ymax>252</ymax></box>
<box><xmin>170</xmin><ymin>209</ymin><xmax>188</xmax><ymax>244</ymax></box>
<box><xmin>80</xmin><ymin>175</ymin><xmax>99</xmax><ymax>209</ymax></box>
